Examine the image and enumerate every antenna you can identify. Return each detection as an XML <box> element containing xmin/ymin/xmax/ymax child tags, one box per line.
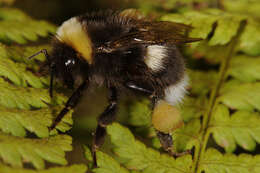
<box><xmin>28</xmin><ymin>49</ymin><xmax>50</xmax><ymax>60</ymax></box>
<box><xmin>28</xmin><ymin>49</ymin><xmax>54</xmax><ymax>98</ymax></box>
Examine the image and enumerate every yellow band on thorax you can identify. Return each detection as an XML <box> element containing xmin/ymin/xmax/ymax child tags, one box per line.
<box><xmin>56</xmin><ymin>17</ymin><xmax>93</xmax><ymax>64</ymax></box>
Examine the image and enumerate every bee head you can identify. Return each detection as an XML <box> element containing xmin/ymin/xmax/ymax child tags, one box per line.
<box><xmin>49</xmin><ymin>41</ymin><xmax>89</xmax><ymax>89</ymax></box>
<box><xmin>48</xmin><ymin>16</ymin><xmax>93</xmax><ymax>90</ymax></box>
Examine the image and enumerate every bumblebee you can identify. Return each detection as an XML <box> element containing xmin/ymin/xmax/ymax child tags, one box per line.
<box><xmin>30</xmin><ymin>10</ymin><xmax>200</xmax><ymax>164</ymax></box>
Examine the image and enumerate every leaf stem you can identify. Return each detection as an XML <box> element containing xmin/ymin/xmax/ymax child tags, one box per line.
<box><xmin>193</xmin><ymin>21</ymin><xmax>247</xmax><ymax>173</ymax></box>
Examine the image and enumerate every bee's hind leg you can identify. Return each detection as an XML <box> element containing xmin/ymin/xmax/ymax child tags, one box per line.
<box><xmin>92</xmin><ymin>87</ymin><xmax>118</xmax><ymax>167</ymax></box>
<box><xmin>156</xmin><ymin>131</ymin><xmax>173</xmax><ymax>153</ymax></box>
<box><xmin>125</xmin><ymin>82</ymin><xmax>190</xmax><ymax>157</ymax></box>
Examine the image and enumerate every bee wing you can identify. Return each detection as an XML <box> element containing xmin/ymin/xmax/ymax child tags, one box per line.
<box><xmin>106</xmin><ymin>21</ymin><xmax>202</xmax><ymax>50</ymax></box>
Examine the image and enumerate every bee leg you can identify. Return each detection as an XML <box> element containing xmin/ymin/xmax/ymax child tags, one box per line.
<box><xmin>125</xmin><ymin>82</ymin><xmax>159</xmax><ymax>110</ymax></box>
<box><xmin>49</xmin><ymin>81</ymin><xmax>88</xmax><ymax>130</ymax></box>
<box><xmin>125</xmin><ymin>81</ymin><xmax>153</xmax><ymax>95</ymax></box>
<box><xmin>49</xmin><ymin>62</ymin><xmax>55</xmax><ymax>98</ymax></box>
<box><xmin>92</xmin><ymin>87</ymin><xmax>118</xmax><ymax>167</ymax></box>
<box><xmin>156</xmin><ymin>131</ymin><xmax>173</xmax><ymax>153</ymax></box>
<box><xmin>125</xmin><ymin>83</ymin><xmax>172</xmax><ymax>150</ymax></box>
<box><xmin>125</xmin><ymin>83</ymin><xmax>189</xmax><ymax>156</ymax></box>
<box><xmin>157</xmin><ymin>130</ymin><xmax>191</xmax><ymax>157</ymax></box>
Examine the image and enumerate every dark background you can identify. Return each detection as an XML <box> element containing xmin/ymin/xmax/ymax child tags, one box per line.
<box><xmin>14</xmin><ymin>0</ymin><xmax>135</xmax><ymax>24</ymax></box>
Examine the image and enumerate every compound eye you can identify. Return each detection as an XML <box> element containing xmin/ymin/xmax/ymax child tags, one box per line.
<box><xmin>65</xmin><ymin>58</ymin><xmax>76</xmax><ymax>67</ymax></box>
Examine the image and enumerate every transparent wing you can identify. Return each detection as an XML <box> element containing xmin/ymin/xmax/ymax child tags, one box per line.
<box><xmin>105</xmin><ymin>21</ymin><xmax>202</xmax><ymax>51</ymax></box>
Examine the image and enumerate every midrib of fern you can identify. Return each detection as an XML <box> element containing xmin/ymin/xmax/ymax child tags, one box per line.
<box><xmin>193</xmin><ymin>20</ymin><xmax>247</xmax><ymax>173</ymax></box>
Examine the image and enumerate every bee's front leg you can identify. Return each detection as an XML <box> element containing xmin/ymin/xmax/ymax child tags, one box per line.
<box><xmin>49</xmin><ymin>80</ymin><xmax>88</xmax><ymax>130</ymax></box>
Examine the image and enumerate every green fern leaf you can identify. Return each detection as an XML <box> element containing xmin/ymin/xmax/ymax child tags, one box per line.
<box><xmin>199</xmin><ymin>148</ymin><xmax>260</xmax><ymax>173</ymax></box>
<box><xmin>127</xmin><ymin>98</ymin><xmax>152</xmax><ymax>126</ymax></box>
<box><xmin>239</xmin><ymin>18</ymin><xmax>260</xmax><ymax>56</ymax></box>
<box><xmin>180</xmin><ymin>96</ymin><xmax>208</xmax><ymax>122</ymax></box>
<box><xmin>0</xmin><ymin>7</ymin><xmax>75</xmax><ymax>171</ymax></box>
<box><xmin>0</xmin><ymin>133</ymin><xmax>72</xmax><ymax>169</ymax></box>
<box><xmin>210</xmin><ymin>104</ymin><xmax>260</xmax><ymax>152</ymax></box>
<box><xmin>219</xmin><ymin>80</ymin><xmax>260</xmax><ymax>111</ymax></box>
<box><xmin>228</xmin><ymin>55</ymin><xmax>260</xmax><ymax>82</ymax></box>
<box><xmin>0</xmin><ymin>8</ymin><xmax>56</xmax><ymax>44</ymax></box>
<box><xmin>158</xmin><ymin>6</ymin><xmax>260</xmax><ymax>172</ymax></box>
<box><xmin>0</xmin><ymin>106</ymin><xmax>72</xmax><ymax>137</ymax></box>
<box><xmin>0</xmin><ymin>5</ymin><xmax>259</xmax><ymax>173</ymax></box>
<box><xmin>0</xmin><ymin>163</ymin><xmax>87</xmax><ymax>173</ymax></box>
<box><xmin>107</xmin><ymin>123</ymin><xmax>192</xmax><ymax>173</ymax></box>
<box><xmin>188</xmin><ymin>70</ymin><xmax>218</xmax><ymax>96</ymax></box>
<box><xmin>94</xmin><ymin>151</ymin><xmax>129</xmax><ymax>173</ymax></box>
<box><xmin>161</xmin><ymin>9</ymin><xmax>245</xmax><ymax>45</ymax></box>
<box><xmin>0</xmin><ymin>8</ymin><xmax>29</xmax><ymax>21</ymax></box>
<box><xmin>161</xmin><ymin>8</ymin><xmax>260</xmax><ymax>56</ymax></box>
<box><xmin>173</xmin><ymin>119</ymin><xmax>201</xmax><ymax>152</ymax></box>
<box><xmin>0</xmin><ymin>55</ymin><xmax>48</xmax><ymax>88</ymax></box>
<box><xmin>0</xmin><ymin>78</ymin><xmax>66</xmax><ymax>109</ymax></box>
<box><xmin>0</xmin><ymin>44</ymin><xmax>50</xmax><ymax>63</ymax></box>
<box><xmin>223</xmin><ymin>0</ymin><xmax>260</xmax><ymax>18</ymax></box>
<box><xmin>0</xmin><ymin>43</ymin><xmax>52</xmax><ymax>88</ymax></box>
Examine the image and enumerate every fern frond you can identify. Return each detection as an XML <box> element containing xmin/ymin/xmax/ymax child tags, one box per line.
<box><xmin>238</xmin><ymin>19</ymin><xmax>260</xmax><ymax>56</ymax></box>
<box><xmin>159</xmin><ymin>6</ymin><xmax>260</xmax><ymax>173</ymax></box>
<box><xmin>94</xmin><ymin>151</ymin><xmax>129</xmax><ymax>173</ymax></box>
<box><xmin>0</xmin><ymin>133</ymin><xmax>72</xmax><ymax>169</ymax></box>
<box><xmin>228</xmin><ymin>55</ymin><xmax>260</xmax><ymax>82</ymax></box>
<box><xmin>0</xmin><ymin>106</ymin><xmax>72</xmax><ymax>137</ymax></box>
<box><xmin>0</xmin><ymin>78</ymin><xmax>66</xmax><ymax>109</ymax></box>
<box><xmin>107</xmin><ymin>123</ymin><xmax>192</xmax><ymax>173</ymax></box>
<box><xmin>0</xmin><ymin>163</ymin><xmax>87</xmax><ymax>173</ymax></box>
<box><xmin>0</xmin><ymin>8</ymin><xmax>56</xmax><ymax>44</ymax></box>
<box><xmin>127</xmin><ymin>98</ymin><xmax>152</xmax><ymax>126</ymax></box>
<box><xmin>0</xmin><ymin>44</ymin><xmax>50</xmax><ymax>63</ymax></box>
<box><xmin>199</xmin><ymin>148</ymin><xmax>260</xmax><ymax>173</ymax></box>
<box><xmin>161</xmin><ymin>8</ymin><xmax>260</xmax><ymax>57</ymax></box>
<box><xmin>162</xmin><ymin>9</ymin><xmax>245</xmax><ymax>44</ymax></box>
<box><xmin>0</xmin><ymin>55</ymin><xmax>48</xmax><ymax>87</ymax></box>
<box><xmin>173</xmin><ymin>119</ymin><xmax>201</xmax><ymax>152</ymax></box>
<box><xmin>223</xmin><ymin>0</ymin><xmax>260</xmax><ymax>18</ymax></box>
<box><xmin>0</xmin><ymin>4</ymin><xmax>259</xmax><ymax>173</ymax></box>
<box><xmin>0</xmin><ymin>8</ymin><xmax>29</xmax><ymax>21</ymax></box>
<box><xmin>0</xmin><ymin>7</ymin><xmax>75</xmax><ymax>171</ymax></box>
<box><xmin>188</xmin><ymin>70</ymin><xmax>218</xmax><ymax>96</ymax></box>
<box><xmin>180</xmin><ymin>96</ymin><xmax>207</xmax><ymax>122</ymax></box>
<box><xmin>219</xmin><ymin>80</ymin><xmax>260</xmax><ymax>111</ymax></box>
<box><xmin>210</xmin><ymin>104</ymin><xmax>260</xmax><ymax>152</ymax></box>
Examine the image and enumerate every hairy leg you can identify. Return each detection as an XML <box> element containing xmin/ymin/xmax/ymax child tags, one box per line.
<box><xmin>125</xmin><ymin>82</ymin><xmax>179</xmax><ymax>155</ymax></box>
<box><xmin>50</xmin><ymin>80</ymin><xmax>88</xmax><ymax>130</ymax></box>
<box><xmin>92</xmin><ymin>87</ymin><xmax>118</xmax><ymax>167</ymax></box>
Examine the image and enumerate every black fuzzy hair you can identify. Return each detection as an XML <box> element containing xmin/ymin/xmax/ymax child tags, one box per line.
<box><xmin>49</xmin><ymin>11</ymin><xmax>185</xmax><ymax>98</ymax></box>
